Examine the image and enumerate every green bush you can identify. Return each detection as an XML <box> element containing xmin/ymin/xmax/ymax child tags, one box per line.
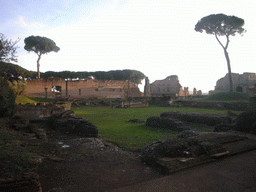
<box><xmin>0</xmin><ymin>77</ymin><xmax>16</xmax><ymax>117</ymax></box>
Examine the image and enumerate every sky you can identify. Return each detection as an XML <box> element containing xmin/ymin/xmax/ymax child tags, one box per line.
<box><xmin>1</xmin><ymin>0</ymin><xmax>255</xmax><ymax>93</ymax></box>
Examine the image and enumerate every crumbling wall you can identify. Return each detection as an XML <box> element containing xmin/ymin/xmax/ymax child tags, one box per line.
<box><xmin>14</xmin><ymin>102</ymin><xmax>71</xmax><ymax>120</ymax></box>
<box><xmin>210</xmin><ymin>72</ymin><xmax>256</xmax><ymax>96</ymax></box>
<box><xmin>150</xmin><ymin>75</ymin><xmax>189</xmax><ymax>97</ymax></box>
<box><xmin>25</xmin><ymin>78</ymin><xmax>142</xmax><ymax>99</ymax></box>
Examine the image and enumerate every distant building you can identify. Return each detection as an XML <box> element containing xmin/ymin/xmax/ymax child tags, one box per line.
<box><xmin>209</xmin><ymin>72</ymin><xmax>256</xmax><ymax>96</ymax></box>
<box><xmin>25</xmin><ymin>77</ymin><xmax>142</xmax><ymax>99</ymax></box>
<box><xmin>147</xmin><ymin>75</ymin><xmax>189</xmax><ymax>97</ymax></box>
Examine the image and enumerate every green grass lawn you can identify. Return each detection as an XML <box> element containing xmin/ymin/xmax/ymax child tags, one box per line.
<box><xmin>72</xmin><ymin>106</ymin><xmax>242</xmax><ymax>150</ymax></box>
<box><xmin>200</xmin><ymin>92</ymin><xmax>250</xmax><ymax>101</ymax></box>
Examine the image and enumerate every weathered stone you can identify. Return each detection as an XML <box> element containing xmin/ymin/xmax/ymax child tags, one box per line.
<box><xmin>233</xmin><ymin>110</ymin><xmax>256</xmax><ymax>134</ymax></box>
<box><xmin>129</xmin><ymin>119</ymin><xmax>145</xmax><ymax>123</ymax></box>
<box><xmin>72</xmin><ymin>138</ymin><xmax>106</xmax><ymax>149</ymax></box>
<box><xmin>160</xmin><ymin>111</ymin><xmax>186</xmax><ymax>120</ymax></box>
<box><xmin>160</xmin><ymin>111</ymin><xmax>232</xmax><ymax>126</ymax></box>
<box><xmin>213</xmin><ymin>123</ymin><xmax>234</xmax><ymax>132</ymax></box>
<box><xmin>209</xmin><ymin>72</ymin><xmax>256</xmax><ymax>96</ymax></box>
<box><xmin>146</xmin><ymin>116</ymin><xmax>190</xmax><ymax>132</ymax></box>
<box><xmin>150</xmin><ymin>75</ymin><xmax>189</xmax><ymax>97</ymax></box>
<box><xmin>140</xmin><ymin>139</ymin><xmax>201</xmax><ymax>164</ymax></box>
<box><xmin>177</xmin><ymin>130</ymin><xmax>200</xmax><ymax>138</ymax></box>
<box><xmin>14</xmin><ymin>103</ymin><xmax>71</xmax><ymax>120</ymax></box>
<box><xmin>47</xmin><ymin>111</ymin><xmax>98</xmax><ymax>137</ymax></box>
<box><xmin>140</xmin><ymin>133</ymin><xmax>248</xmax><ymax>166</ymax></box>
<box><xmin>12</xmin><ymin>115</ymin><xmax>29</xmax><ymax>131</ymax></box>
<box><xmin>25</xmin><ymin>77</ymin><xmax>142</xmax><ymax>99</ymax></box>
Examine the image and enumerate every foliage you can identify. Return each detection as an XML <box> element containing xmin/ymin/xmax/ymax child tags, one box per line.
<box><xmin>195</xmin><ymin>14</ymin><xmax>245</xmax><ymax>36</ymax></box>
<box><xmin>0</xmin><ymin>33</ymin><xmax>20</xmax><ymax>62</ymax></box>
<box><xmin>0</xmin><ymin>76</ymin><xmax>16</xmax><ymax>117</ymax></box>
<box><xmin>72</xmin><ymin>106</ymin><xmax>241</xmax><ymax>149</ymax></box>
<box><xmin>41</xmin><ymin>69</ymin><xmax>146</xmax><ymax>84</ymax></box>
<box><xmin>195</xmin><ymin>14</ymin><xmax>246</xmax><ymax>92</ymax></box>
<box><xmin>8</xmin><ymin>79</ymin><xmax>27</xmax><ymax>95</ymax></box>
<box><xmin>24</xmin><ymin>36</ymin><xmax>60</xmax><ymax>78</ymax></box>
<box><xmin>0</xmin><ymin>61</ymin><xmax>34</xmax><ymax>79</ymax></box>
<box><xmin>202</xmin><ymin>92</ymin><xmax>250</xmax><ymax>101</ymax></box>
<box><xmin>0</xmin><ymin>61</ymin><xmax>145</xmax><ymax>83</ymax></box>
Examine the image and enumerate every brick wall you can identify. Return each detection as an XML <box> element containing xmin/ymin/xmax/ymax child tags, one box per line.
<box><xmin>25</xmin><ymin>78</ymin><xmax>142</xmax><ymax>99</ymax></box>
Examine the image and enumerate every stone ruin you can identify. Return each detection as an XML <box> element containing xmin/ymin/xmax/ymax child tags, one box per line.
<box><xmin>25</xmin><ymin>77</ymin><xmax>142</xmax><ymax>99</ymax></box>
<box><xmin>14</xmin><ymin>102</ymin><xmax>71</xmax><ymax>120</ymax></box>
<box><xmin>160</xmin><ymin>111</ymin><xmax>232</xmax><ymax>126</ymax></box>
<box><xmin>209</xmin><ymin>72</ymin><xmax>256</xmax><ymax>96</ymax></box>
<box><xmin>12</xmin><ymin>102</ymin><xmax>98</xmax><ymax>140</ymax></box>
<box><xmin>47</xmin><ymin>110</ymin><xmax>98</xmax><ymax>137</ymax></box>
<box><xmin>148</xmin><ymin>75</ymin><xmax>190</xmax><ymax>97</ymax></box>
<box><xmin>145</xmin><ymin>116</ymin><xmax>190</xmax><ymax>132</ymax></box>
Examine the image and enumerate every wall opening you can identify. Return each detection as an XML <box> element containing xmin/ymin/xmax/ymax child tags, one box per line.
<box><xmin>52</xmin><ymin>86</ymin><xmax>62</xmax><ymax>98</ymax></box>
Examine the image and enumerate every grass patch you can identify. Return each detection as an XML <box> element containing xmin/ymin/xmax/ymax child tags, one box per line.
<box><xmin>15</xmin><ymin>95</ymin><xmax>36</xmax><ymax>104</ymax></box>
<box><xmin>201</xmin><ymin>92</ymin><xmax>250</xmax><ymax>101</ymax></box>
<box><xmin>0</xmin><ymin>122</ymin><xmax>41</xmax><ymax>177</ymax></box>
<box><xmin>72</xmin><ymin>106</ymin><xmax>242</xmax><ymax>150</ymax></box>
<box><xmin>0</xmin><ymin>128</ymin><xmax>37</xmax><ymax>177</ymax></box>
<box><xmin>15</xmin><ymin>95</ymin><xmax>57</xmax><ymax>104</ymax></box>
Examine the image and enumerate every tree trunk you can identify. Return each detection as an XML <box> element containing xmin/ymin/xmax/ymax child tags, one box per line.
<box><xmin>224</xmin><ymin>49</ymin><xmax>234</xmax><ymax>92</ymax></box>
<box><xmin>215</xmin><ymin>34</ymin><xmax>234</xmax><ymax>92</ymax></box>
<box><xmin>37</xmin><ymin>53</ymin><xmax>42</xmax><ymax>79</ymax></box>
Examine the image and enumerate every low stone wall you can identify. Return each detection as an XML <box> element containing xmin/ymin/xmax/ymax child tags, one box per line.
<box><xmin>14</xmin><ymin>102</ymin><xmax>72</xmax><ymax>120</ymax></box>
<box><xmin>177</xmin><ymin>100</ymin><xmax>249</xmax><ymax>111</ymax></box>
<box><xmin>160</xmin><ymin>111</ymin><xmax>232</xmax><ymax>126</ymax></box>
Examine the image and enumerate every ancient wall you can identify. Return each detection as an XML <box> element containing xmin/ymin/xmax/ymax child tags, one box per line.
<box><xmin>25</xmin><ymin>78</ymin><xmax>142</xmax><ymax>99</ymax></box>
<box><xmin>210</xmin><ymin>72</ymin><xmax>256</xmax><ymax>96</ymax></box>
<box><xmin>14</xmin><ymin>102</ymin><xmax>71</xmax><ymax>120</ymax></box>
<box><xmin>150</xmin><ymin>75</ymin><xmax>189</xmax><ymax>97</ymax></box>
<box><xmin>144</xmin><ymin>77</ymin><xmax>151</xmax><ymax>97</ymax></box>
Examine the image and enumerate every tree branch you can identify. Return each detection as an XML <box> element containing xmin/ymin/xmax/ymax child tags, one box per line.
<box><xmin>215</xmin><ymin>33</ymin><xmax>225</xmax><ymax>50</ymax></box>
<box><xmin>225</xmin><ymin>35</ymin><xmax>230</xmax><ymax>49</ymax></box>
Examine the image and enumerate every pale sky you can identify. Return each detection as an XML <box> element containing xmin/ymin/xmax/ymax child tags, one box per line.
<box><xmin>1</xmin><ymin>0</ymin><xmax>255</xmax><ymax>93</ymax></box>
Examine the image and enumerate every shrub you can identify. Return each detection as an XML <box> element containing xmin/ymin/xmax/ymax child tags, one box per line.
<box><xmin>0</xmin><ymin>77</ymin><xmax>16</xmax><ymax>117</ymax></box>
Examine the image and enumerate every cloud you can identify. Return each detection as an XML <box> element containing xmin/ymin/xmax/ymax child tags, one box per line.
<box><xmin>14</xmin><ymin>15</ymin><xmax>45</xmax><ymax>29</ymax></box>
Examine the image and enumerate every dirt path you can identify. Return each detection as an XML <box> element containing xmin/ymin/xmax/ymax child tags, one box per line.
<box><xmin>37</xmin><ymin>127</ymin><xmax>163</xmax><ymax>192</ymax></box>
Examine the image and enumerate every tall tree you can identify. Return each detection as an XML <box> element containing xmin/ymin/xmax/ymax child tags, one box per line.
<box><xmin>0</xmin><ymin>33</ymin><xmax>20</xmax><ymax>62</ymax></box>
<box><xmin>195</xmin><ymin>14</ymin><xmax>245</xmax><ymax>92</ymax></box>
<box><xmin>24</xmin><ymin>36</ymin><xmax>60</xmax><ymax>79</ymax></box>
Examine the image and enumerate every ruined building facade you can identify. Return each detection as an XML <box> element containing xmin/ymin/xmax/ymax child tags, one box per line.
<box><xmin>144</xmin><ymin>75</ymin><xmax>189</xmax><ymax>97</ymax></box>
<box><xmin>25</xmin><ymin>78</ymin><xmax>142</xmax><ymax>99</ymax></box>
<box><xmin>209</xmin><ymin>72</ymin><xmax>256</xmax><ymax>96</ymax></box>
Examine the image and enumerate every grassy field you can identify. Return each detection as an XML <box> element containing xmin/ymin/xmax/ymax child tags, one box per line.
<box><xmin>199</xmin><ymin>92</ymin><xmax>250</xmax><ymax>101</ymax></box>
<box><xmin>72</xmin><ymin>106</ymin><xmax>241</xmax><ymax>150</ymax></box>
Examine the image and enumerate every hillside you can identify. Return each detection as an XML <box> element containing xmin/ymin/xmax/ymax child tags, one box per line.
<box><xmin>0</xmin><ymin>62</ymin><xmax>145</xmax><ymax>83</ymax></box>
